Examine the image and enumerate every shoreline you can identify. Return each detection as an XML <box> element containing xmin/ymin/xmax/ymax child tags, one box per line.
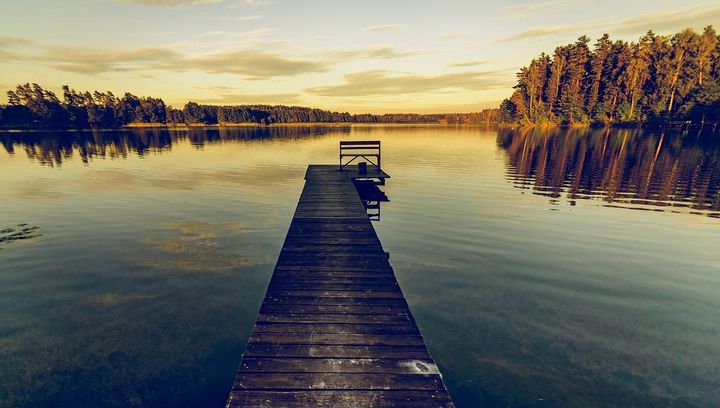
<box><xmin>0</xmin><ymin>122</ymin><xmax>500</xmax><ymax>132</ymax></box>
<box><xmin>126</xmin><ymin>122</ymin><xmax>499</xmax><ymax>128</ymax></box>
<box><xmin>1</xmin><ymin>121</ymin><xmax>716</xmax><ymax>133</ymax></box>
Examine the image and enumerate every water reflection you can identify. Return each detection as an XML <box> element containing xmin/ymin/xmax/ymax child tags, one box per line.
<box><xmin>0</xmin><ymin>125</ymin><xmax>351</xmax><ymax>166</ymax></box>
<box><xmin>498</xmin><ymin>127</ymin><xmax>720</xmax><ymax>217</ymax></box>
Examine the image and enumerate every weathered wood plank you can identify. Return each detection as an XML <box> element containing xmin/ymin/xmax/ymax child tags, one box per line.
<box><xmin>263</xmin><ymin>296</ymin><xmax>408</xmax><ymax>306</ymax></box>
<box><xmin>275</xmin><ymin>257</ymin><xmax>392</xmax><ymax>269</ymax></box>
<box><xmin>265</xmin><ymin>290</ymin><xmax>405</xmax><ymax>299</ymax></box>
<box><xmin>271</xmin><ymin>270</ymin><xmax>395</xmax><ymax>278</ymax></box>
<box><xmin>251</xmin><ymin>322</ymin><xmax>420</xmax><ymax>335</ymax></box>
<box><xmin>243</xmin><ymin>344</ymin><xmax>432</xmax><ymax>359</ymax></box>
<box><xmin>282</xmin><ymin>238</ymin><xmax>382</xmax><ymax>246</ymax></box>
<box><xmin>238</xmin><ymin>358</ymin><xmax>440</xmax><ymax>374</ymax></box>
<box><xmin>259</xmin><ymin>304</ymin><xmax>409</xmax><ymax>315</ymax></box>
<box><xmin>232</xmin><ymin>372</ymin><xmax>446</xmax><ymax>391</ymax></box>
<box><xmin>248</xmin><ymin>333</ymin><xmax>426</xmax><ymax>346</ymax></box>
<box><xmin>269</xmin><ymin>276</ymin><xmax>398</xmax><ymax>284</ymax></box>
<box><xmin>273</xmin><ymin>265</ymin><xmax>392</xmax><ymax>272</ymax></box>
<box><xmin>266</xmin><ymin>283</ymin><xmax>400</xmax><ymax>292</ymax></box>
<box><xmin>267</xmin><ymin>287</ymin><xmax>401</xmax><ymax>295</ymax></box>
<box><xmin>282</xmin><ymin>243</ymin><xmax>385</xmax><ymax>251</ymax></box>
<box><xmin>279</xmin><ymin>247</ymin><xmax>387</xmax><ymax>256</ymax></box>
<box><xmin>227</xmin><ymin>390</ymin><xmax>452</xmax><ymax>408</ymax></box>
<box><xmin>256</xmin><ymin>313</ymin><xmax>411</xmax><ymax>324</ymax></box>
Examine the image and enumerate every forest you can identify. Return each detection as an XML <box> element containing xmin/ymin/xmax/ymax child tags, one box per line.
<box><xmin>499</xmin><ymin>27</ymin><xmax>720</xmax><ymax>126</ymax></box>
<box><xmin>0</xmin><ymin>83</ymin><xmax>499</xmax><ymax>129</ymax></box>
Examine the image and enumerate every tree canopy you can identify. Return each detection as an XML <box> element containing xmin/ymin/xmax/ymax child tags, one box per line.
<box><xmin>499</xmin><ymin>27</ymin><xmax>720</xmax><ymax>126</ymax></box>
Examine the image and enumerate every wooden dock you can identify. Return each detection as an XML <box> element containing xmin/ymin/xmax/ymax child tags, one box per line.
<box><xmin>226</xmin><ymin>164</ymin><xmax>454</xmax><ymax>408</ymax></box>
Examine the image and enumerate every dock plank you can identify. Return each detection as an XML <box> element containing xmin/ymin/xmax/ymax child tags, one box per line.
<box><xmin>227</xmin><ymin>390</ymin><xmax>453</xmax><ymax>408</ymax></box>
<box><xmin>232</xmin><ymin>372</ymin><xmax>445</xmax><ymax>391</ymax></box>
<box><xmin>226</xmin><ymin>164</ymin><xmax>453</xmax><ymax>407</ymax></box>
<box><xmin>238</xmin><ymin>358</ymin><xmax>440</xmax><ymax>374</ymax></box>
<box><xmin>243</xmin><ymin>344</ymin><xmax>433</xmax><ymax>359</ymax></box>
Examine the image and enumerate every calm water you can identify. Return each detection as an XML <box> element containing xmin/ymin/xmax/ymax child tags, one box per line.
<box><xmin>1</xmin><ymin>126</ymin><xmax>719</xmax><ymax>407</ymax></box>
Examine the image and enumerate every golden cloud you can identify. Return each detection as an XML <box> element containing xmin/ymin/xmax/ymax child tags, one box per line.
<box><xmin>306</xmin><ymin>69</ymin><xmax>514</xmax><ymax>97</ymax></box>
<box><xmin>494</xmin><ymin>3</ymin><xmax>720</xmax><ymax>42</ymax></box>
<box><xmin>364</xmin><ymin>24</ymin><xmax>408</xmax><ymax>32</ymax></box>
<box><xmin>2</xmin><ymin>39</ymin><xmax>328</xmax><ymax>79</ymax></box>
<box><xmin>123</xmin><ymin>0</ymin><xmax>223</xmax><ymax>6</ymax></box>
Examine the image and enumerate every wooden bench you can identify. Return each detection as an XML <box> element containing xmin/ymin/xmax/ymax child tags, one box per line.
<box><xmin>340</xmin><ymin>140</ymin><xmax>381</xmax><ymax>171</ymax></box>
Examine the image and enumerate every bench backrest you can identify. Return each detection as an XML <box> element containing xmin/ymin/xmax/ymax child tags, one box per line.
<box><xmin>339</xmin><ymin>140</ymin><xmax>381</xmax><ymax>170</ymax></box>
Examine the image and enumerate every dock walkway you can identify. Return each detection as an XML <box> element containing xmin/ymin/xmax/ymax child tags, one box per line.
<box><xmin>226</xmin><ymin>164</ymin><xmax>454</xmax><ymax>408</ymax></box>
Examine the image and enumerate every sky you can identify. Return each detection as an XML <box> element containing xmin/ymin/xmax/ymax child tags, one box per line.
<box><xmin>1</xmin><ymin>0</ymin><xmax>719</xmax><ymax>113</ymax></box>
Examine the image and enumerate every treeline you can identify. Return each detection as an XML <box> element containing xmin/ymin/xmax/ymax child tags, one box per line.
<box><xmin>1</xmin><ymin>84</ymin><xmax>167</xmax><ymax>129</ymax></box>
<box><xmin>0</xmin><ymin>83</ymin><xmax>499</xmax><ymax>129</ymax></box>
<box><xmin>362</xmin><ymin>111</ymin><xmax>500</xmax><ymax>124</ymax></box>
<box><xmin>500</xmin><ymin>27</ymin><xmax>720</xmax><ymax>126</ymax></box>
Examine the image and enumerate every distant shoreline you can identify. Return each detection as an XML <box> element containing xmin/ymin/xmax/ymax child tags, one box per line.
<box><xmin>126</xmin><ymin>122</ymin><xmax>502</xmax><ymax>128</ymax></box>
<box><xmin>3</xmin><ymin>121</ymin><xmax>716</xmax><ymax>133</ymax></box>
<box><xmin>0</xmin><ymin>122</ymin><xmax>503</xmax><ymax>132</ymax></box>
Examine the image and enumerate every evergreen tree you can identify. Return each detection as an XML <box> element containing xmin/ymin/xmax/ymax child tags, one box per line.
<box><xmin>500</xmin><ymin>27</ymin><xmax>720</xmax><ymax>126</ymax></box>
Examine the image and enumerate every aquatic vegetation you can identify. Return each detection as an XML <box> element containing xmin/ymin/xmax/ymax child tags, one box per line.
<box><xmin>140</xmin><ymin>221</ymin><xmax>267</xmax><ymax>272</ymax></box>
<box><xmin>0</xmin><ymin>224</ymin><xmax>41</xmax><ymax>248</ymax></box>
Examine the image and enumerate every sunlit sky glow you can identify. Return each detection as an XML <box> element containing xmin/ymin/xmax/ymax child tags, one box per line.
<box><xmin>1</xmin><ymin>0</ymin><xmax>719</xmax><ymax>113</ymax></box>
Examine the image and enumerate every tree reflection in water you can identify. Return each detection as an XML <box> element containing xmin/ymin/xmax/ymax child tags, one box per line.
<box><xmin>498</xmin><ymin>127</ymin><xmax>720</xmax><ymax>217</ymax></box>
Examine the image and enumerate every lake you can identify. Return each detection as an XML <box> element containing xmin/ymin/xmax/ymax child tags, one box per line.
<box><xmin>1</xmin><ymin>125</ymin><xmax>719</xmax><ymax>407</ymax></box>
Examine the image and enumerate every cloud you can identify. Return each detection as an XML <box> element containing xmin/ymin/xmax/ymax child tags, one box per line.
<box><xmin>0</xmin><ymin>36</ymin><xmax>32</xmax><ymax>61</ymax></box>
<box><xmin>0</xmin><ymin>36</ymin><xmax>31</xmax><ymax>47</ymax></box>
<box><xmin>493</xmin><ymin>24</ymin><xmax>590</xmax><ymax>42</ymax></box>
<box><xmin>196</xmin><ymin>92</ymin><xmax>301</xmax><ymax>104</ymax></box>
<box><xmin>123</xmin><ymin>0</ymin><xmax>223</xmax><ymax>6</ymax></box>
<box><xmin>128</xmin><ymin>31</ymin><xmax>174</xmax><ymax>38</ymax></box>
<box><xmin>306</xmin><ymin>69</ymin><xmax>513</xmax><ymax>97</ymax></box>
<box><xmin>38</xmin><ymin>46</ymin><xmax>182</xmax><ymax>74</ymax></box>
<box><xmin>333</xmin><ymin>45</ymin><xmax>417</xmax><ymax>60</ymax></box>
<box><xmin>228</xmin><ymin>0</ymin><xmax>272</xmax><ymax>7</ymax></box>
<box><xmin>223</xmin><ymin>15</ymin><xmax>261</xmax><ymax>21</ymax></box>
<box><xmin>364</xmin><ymin>24</ymin><xmax>408</xmax><ymax>32</ymax></box>
<box><xmin>494</xmin><ymin>3</ymin><xmax>720</xmax><ymax>42</ymax></box>
<box><xmin>0</xmin><ymin>49</ymin><xmax>17</xmax><ymax>61</ymax></box>
<box><xmin>185</xmin><ymin>50</ymin><xmax>328</xmax><ymax>78</ymax></box>
<box><xmin>193</xmin><ymin>28</ymin><xmax>275</xmax><ymax>40</ymax></box>
<box><xmin>438</xmin><ymin>32</ymin><xmax>469</xmax><ymax>40</ymax></box>
<box><xmin>2</xmin><ymin>38</ymin><xmax>327</xmax><ymax>79</ymax></box>
<box><xmin>449</xmin><ymin>60</ymin><xmax>486</xmax><ymax>67</ymax></box>
<box><xmin>365</xmin><ymin>46</ymin><xmax>414</xmax><ymax>59</ymax></box>
<box><xmin>503</xmin><ymin>0</ymin><xmax>574</xmax><ymax>18</ymax></box>
<box><xmin>193</xmin><ymin>85</ymin><xmax>236</xmax><ymax>91</ymax></box>
<box><xmin>613</xmin><ymin>3</ymin><xmax>720</xmax><ymax>34</ymax></box>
